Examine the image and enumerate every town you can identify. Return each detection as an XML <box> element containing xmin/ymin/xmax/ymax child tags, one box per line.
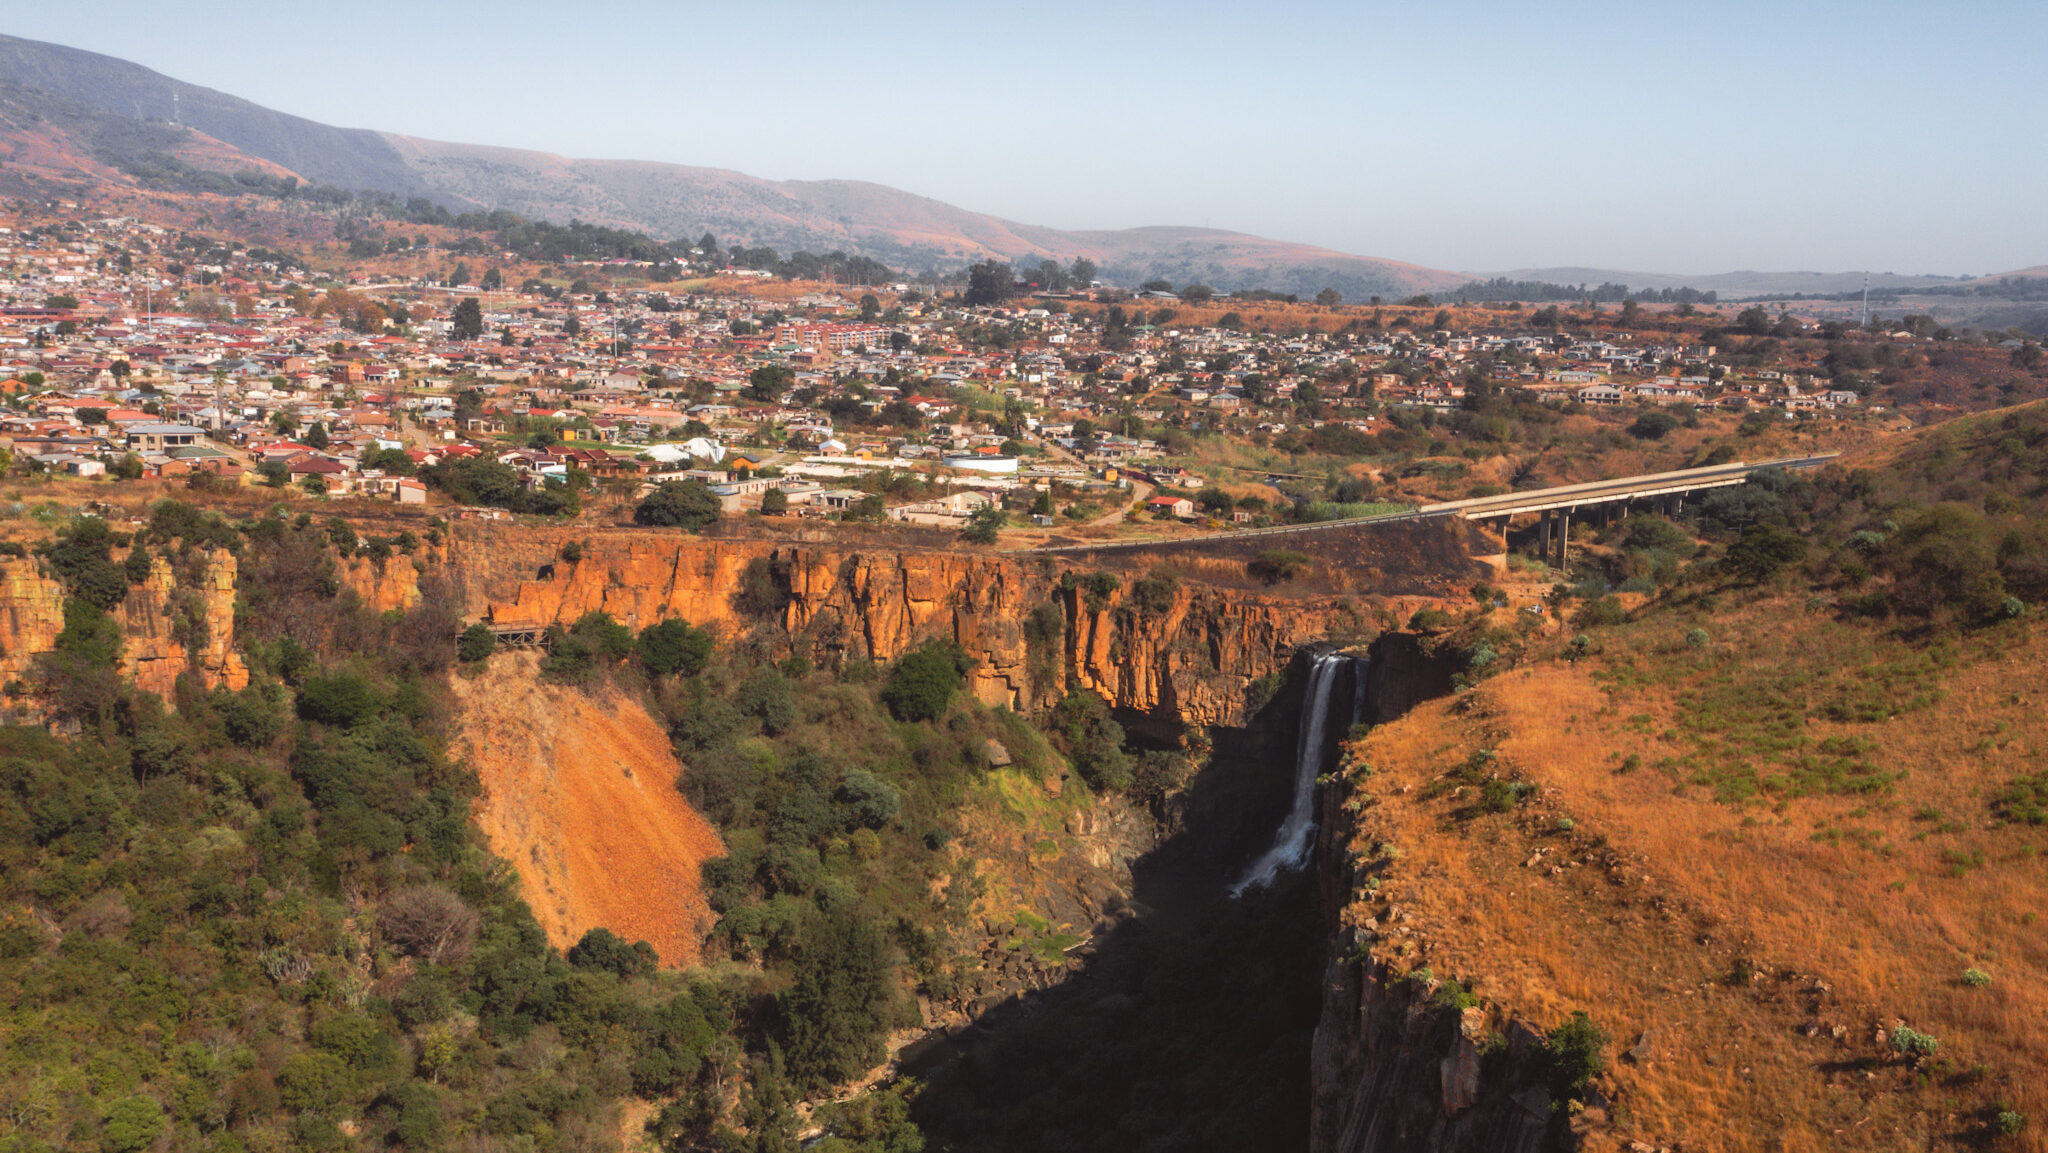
<box><xmin>0</xmin><ymin>199</ymin><xmax>2014</xmax><ymax>544</ymax></box>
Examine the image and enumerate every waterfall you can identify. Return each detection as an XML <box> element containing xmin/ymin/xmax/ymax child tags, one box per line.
<box><xmin>1231</xmin><ymin>650</ymin><xmax>1363</xmax><ymax>897</ymax></box>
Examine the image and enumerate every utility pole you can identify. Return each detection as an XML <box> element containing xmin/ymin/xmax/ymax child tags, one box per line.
<box><xmin>1860</xmin><ymin>272</ymin><xmax>1870</xmax><ymax>329</ymax></box>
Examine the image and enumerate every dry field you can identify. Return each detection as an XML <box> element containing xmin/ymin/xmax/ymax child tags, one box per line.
<box><xmin>1344</xmin><ymin>602</ymin><xmax>2048</xmax><ymax>1149</ymax></box>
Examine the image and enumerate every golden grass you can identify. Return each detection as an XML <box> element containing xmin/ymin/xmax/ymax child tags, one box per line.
<box><xmin>1342</xmin><ymin>607</ymin><xmax>2048</xmax><ymax>1150</ymax></box>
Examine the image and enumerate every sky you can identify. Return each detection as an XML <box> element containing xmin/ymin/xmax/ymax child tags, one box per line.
<box><xmin>9</xmin><ymin>0</ymin><xmax>2045</xmax><ymax>275</ymax></box>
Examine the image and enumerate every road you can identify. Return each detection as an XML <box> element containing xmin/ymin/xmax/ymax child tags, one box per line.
<box><xmin>1024</xmin><ymin>454</ymin><xmax>1839</xmax><ymax>555</ymax></box>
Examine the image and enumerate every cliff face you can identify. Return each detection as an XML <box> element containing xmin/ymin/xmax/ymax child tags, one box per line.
<box><xmin>1305</xmin><ymin>634</ymin><xmax>1582</xmax><ymax>1153</ymax></box>
<box><xmin>0</xmin><ymin>551</ymin><xmax>246</xmax><ymax>710</ymax></box>
<box><xmin>446</xmin><ymin>531</ymin><xmax>1387</xmax><ymax>727</ymax></box>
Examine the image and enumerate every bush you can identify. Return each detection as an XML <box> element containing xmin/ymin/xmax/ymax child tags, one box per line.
<box><xmin>882</xmin><ymin>642</ymin><xmax>970</xmax><ymax>722</ymax></box>
<box><xmin>567</xmin><ymin>926</ymin><xmax>658</xmax><ymax>978</ymax></box>
<box><xmin>457</xmin><ymin>623</ymin><xmax>497</xmax><ymax>663</ymax></box>
<box><xmin>1545</xmin><ymin>1011</ymin><xmax>1607</xmax><ymax>1098</ymax></box>
<box><xmin>635</xmin><ymin>480</ymin><xmax>721</xmax><ymax>530</ymax></box>
<box><xmin>295</xmin><ymin>671</ymin><xmax>383</xmax><ymax>727</ymax></box>
<box><xmin>1962</xmin><ymin>967</ymin><xmax>1992</xmax><ymax>988</ymax></box>
<box><xmin>1048</xmin><ymin>691</ymin><xmax>1132</xmax><ymax>791</ymax></box>
<box><xmin>379</xmin><ymin>887</ymin><xmax>479</xmax><ymax>965</ymax></box>
<box><xmin>960</xmin><ymin>506</ymin><xmax>1007</xmax><ymax>544</ymax></box>
<box><xmin>1573</xmin><ymin>596</ymin><xmax>1628</xmax><ymax>628</ymax></box>
<box><xmin>732</xmin><ymin>557</ymin><xmax>790</xmax><ymax>619</ymax></box>
<box><xmin>1890</xmin><ymin>1025</ymin><xmax>1939</xmax><ymax>1057</ymax></box>
<box><xmin>1248</xmin><ymin>549</ymin><xmax>1311</xmax><ymax>584</ymax></box>
<box><xmin>1626</xmin><ymin>412</ymin><xmax>1680</xmax><ymax>440</ymax></box>
<box><xmin>736</xmin><ymin>668</ymin><xmax>798</xmax><ymax>735</ymax></box>
<box><xmin>1720</xmin><ymin>525</ymin><xmax>1807</xmax><ymax>584</ymax></box>
<box><xmin>639</xmin><ymin>618</ymin><xmax>714</xmax><ymax>677</ymax></box>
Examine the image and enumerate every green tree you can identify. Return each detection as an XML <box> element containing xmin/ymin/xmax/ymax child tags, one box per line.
<box><xmin>1315</xmin><ymin>288</ymin><xmax>1342</xmax><ymax>307</ymax></box>
<box><xmin>1720</xmin><ymin>525</ymin><xmax>1807</xmax><ymax>584</ymax></box>
<box><xmin>960</xmin><ymin>506</ymin><xmax>1006</xmax><ymax>545</ymax></box>
<box><xmin>1049</xmin><ymin>690</ymin><xmax>1132</xmax><ymax>790</ymax></box>
<box><xmin>1627</xmin><ymin>412</ymin><xmax>1679</xmax><ymax>440</ymax></box>
<box><xmin>567</xmin><ymin>927</ymin><xmax>658</xmax><ymax>978</ymax></box>
<box><xmin>635</xmin><ymin>480</ymin><xmax>722</xmax><ymax>530</ymax></box>
<box><xmin>457</xmin><ymin>623</ymin><xmax>497</xmax><ymax>663</ymax></box>
<box><xmin>305</xmin><ymin>421</ymin><xmax>330</xmax><ymax>450</ymax></box>
<box><xmin>858</xmin><ymin>293</ymin><xmax>881</xmax><ymax>321</ymax></box>
<box><xmin>1546</xmin><ymin>1011</ymin><xmax>1608</xmax><ymax>1099</ymax></box>
<box><xmin>748</xmin><ymin>364</ymin><xmax>792</xmax><ymax>403</ymax></box>
<box><xmin>1068</xmin><ymin>257</ymin><xmax>1097</xmax><ymax>287</ymax></box>
<box><xmin>451</xmin><ymin>296</ymin><xmax>484</xmax><ymax>340</ymax></box>
<box><xmin>881</xmin><ymin>641</ymin><xmax>969</xmax><ymax>722</ymax></box>
<box><xmin>100</xmin><ymin>1095</ymin><xmax>167</xmax><ymax>1153</ymax></box>
<box><xmin>964</xmin><ymin>260</ymin><xmax>1015</xmax><ymax>307</ymax></box>
<box><xmin>639</xmin><ymin>618</ymin><xmax>714</xmax><ymax>677</ymax></box>
<box><xmin>760</xmin><ymin>487</ymin><xmax>790</xmax><ymax>516</ymax></box>
<box><xmin>782</xmin><ymin>911</ymin><xmax>893</xmax><ymax>1091</ymax></box>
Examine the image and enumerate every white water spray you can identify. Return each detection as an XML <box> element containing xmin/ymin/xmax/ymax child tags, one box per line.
<box><xmin>1231</xmin><ymin>651</ymin><xmax>1363</xmax><ymax>896</ymax></box>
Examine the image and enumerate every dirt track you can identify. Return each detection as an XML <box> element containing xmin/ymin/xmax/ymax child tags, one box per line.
<box><xmin>448</xmin><ymin>654</ymin><xmax>724</xmax><ymax>967</ymax></box>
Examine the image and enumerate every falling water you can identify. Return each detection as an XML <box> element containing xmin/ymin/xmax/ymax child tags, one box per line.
<box><xmin>1231</xmin><ymin>651</ymin><xmax>1364</xmax><ymax>896</ymax></box>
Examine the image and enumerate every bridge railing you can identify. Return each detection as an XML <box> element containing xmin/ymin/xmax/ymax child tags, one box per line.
<box><xmin>1023</xmin><ymin>453</ymin><xmax>1838</xmax><ymax>556</ymax></box>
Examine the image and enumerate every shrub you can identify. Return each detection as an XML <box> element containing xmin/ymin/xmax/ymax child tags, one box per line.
<box><xmin>960</xmin><ymin>506</ymin><xmax>1007</xmax><ymax>544</ymax></box>
<box><xmin>100</xmin><ymin>1095</ymin><xmax>168</xmax><ymax>1153</ymax></box>
<box><xmin>53</xmin><ymin>599</ymin><xmax>124</xmax><ymax>668</ymax></box>
<box><xmin>837</xmin><ymin>769</ymin><xmax>902</xmax><ymax>829</ymax></box>
<box><xmin>1128</xmin><ymin>568</ymin><xmax>1180</xmax><ymax>614</ymax></box>
<box><xmin>457</xmin><ymin>623</ymin><xmax>497</xmax><ymax>663</ymax></box>
<box><xmin>639</xmin><ymin>618</ymin><xmax>714</xmax><ymax>677</ymax></box>
<box><xmin>1573</xmin><ymin>596</ymin><xmax>1628</xmax><ymax>627</ymax></box>
<box><xmin>41</xmin><ymin>517</ymin><xmax>129</xmax><ymax>610</ymax></box>
<box><xmin>1545</xmin><ymin>1011</ymin><xmax>1607</xmax><ymax>1098</ymax></box>
<box><xmin>380</xmin><ymin>887</ymin><xmax>479</xmax><ymax>965</ymax></box>
<box><xmin>882</xmin><ymin>642</ymin><xmax>970</xmax><ymax>722</ymax></box>
<box><xmin>1627</xmin><ymin>412</ymin><xmax>1679</xmax><ymax>440</ymax></box>
<box><xmin>1048</xmin><ymin>690</ymin><xmax>1132</xmax><ymax>791</ymax></box>
<box><xmin>295</xmin><ymin>671</ymin><xmax>383</xmax><ymax>727</ymax></box>
<box><xmin>1962</xmin><ymin>967</ymin><xmax>1992</xmax><ymax>988</ymax></box>
<box><xmin>1248</xmin><ymin>549</ymin><xmax>1311</xmax><ymax>584</ymax></box>
<box><xmin>736</xmin><ymin>668</ymin><xmax>798</xmax><ymax>735</ymax></box>
<box><xmin>567</xmin><ymin>927</ymin><xmax>658</xmax><ymax>978</ymax></box>
<box><xmin>732</xmin><ymin>557</ymin><xmax>790</xmax><ymax>619</ymax></box>
<box><xmin>634</xmin><ymin>480</ymin><xmax>722</xmax><ymax>530</ymax></box>
<box><xmin>1721</xmin><ymin>525</ymin><xmax>1807</xmax><ymax>584</ymax></box>
<box><xmin>1890</xmin><ymin>1025</ymin><xmax>1939</xmax><ymax>1057</ymax></box>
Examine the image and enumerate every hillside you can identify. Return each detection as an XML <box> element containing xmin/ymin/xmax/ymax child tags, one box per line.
<box><xmin>1311</xmin><ymin>401</ymin><xmax>2048</xmax><ymax>1150</ymax></box>
<box><xmin>0</xmin><ymin>32</ymin><xmax>1462</xmax><ymax>297</ymax></box>
<box><xmin>446</xmin><ymin>654</ymin><xmax>725</xmax><ymax>969</ymax></box>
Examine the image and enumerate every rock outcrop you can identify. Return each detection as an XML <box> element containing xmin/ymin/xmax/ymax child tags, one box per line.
<box><xmin>0</xmin><ymin>551</ymin><xmax>246</xmax><ymax>713</ymax></box>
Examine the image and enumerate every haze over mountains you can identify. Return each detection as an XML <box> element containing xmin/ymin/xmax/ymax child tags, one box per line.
<box><xmin>0</xmin><ymin>31</ymin><xmax>2029</xmax><ymax>301</ymax></box>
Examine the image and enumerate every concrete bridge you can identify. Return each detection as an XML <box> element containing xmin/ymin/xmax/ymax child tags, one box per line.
<box><xmin>1030</xmin><ymin>453</ymin><xmax>1838</xmax><ymax>563</ymax></box>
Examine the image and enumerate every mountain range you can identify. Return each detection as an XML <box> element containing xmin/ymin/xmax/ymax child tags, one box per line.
<box><xmin>0</xmin><ymin>32</ymin><xmax>2035</xmax><ymax>302</ymax></box>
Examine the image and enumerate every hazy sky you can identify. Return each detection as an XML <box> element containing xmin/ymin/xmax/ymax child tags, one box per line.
<box><xmin>10</xmin><ymin>1</ymin><xmax>2044</xmax><ymax>275</ymax></box>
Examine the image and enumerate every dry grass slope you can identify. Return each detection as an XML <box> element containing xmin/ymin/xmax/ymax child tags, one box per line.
<box><xmin>1342</xmin><ymin>606</ymin><xmax>2048</xmax><ymax>1150</ymax></box>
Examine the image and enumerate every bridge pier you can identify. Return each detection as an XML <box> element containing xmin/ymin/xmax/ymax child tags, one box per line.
<box><xmin>1538</xmin><ymin>511</ymin><xmax>1552</xmax><ymax>562</ymax></box>
<box><xmin>1557</xmin><ymin>509</ymin><xmax>1572</xmax><ymax>569</ymax></box>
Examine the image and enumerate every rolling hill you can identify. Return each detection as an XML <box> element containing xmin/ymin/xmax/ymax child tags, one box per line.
<box><xmin>0</xmin><ymin>32</ymin><xmax>1464</xmax><ymax>298</ymax></box>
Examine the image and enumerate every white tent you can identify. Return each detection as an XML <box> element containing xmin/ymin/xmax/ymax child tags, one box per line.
<box><xmin>681</xmin><ymin>436</ymin><xmax>725</xmax><ymax>463</ymax></box>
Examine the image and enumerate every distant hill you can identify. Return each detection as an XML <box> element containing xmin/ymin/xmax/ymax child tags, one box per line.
<box><xmin>0</xmin><ymin>32</ymin><xmax>1464</xmax><ymax>298</ymax></box>
<box><xmin>1492</xmin><ymin>267</ymin><xmax>1973</xmax><ymax>298</ymax></box>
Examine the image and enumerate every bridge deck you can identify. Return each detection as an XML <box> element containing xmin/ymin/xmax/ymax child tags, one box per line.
<box><xmin>1028</xmin><ymin>453</ymin><xmax>1837</xmax><ymax>556</ymax></box>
